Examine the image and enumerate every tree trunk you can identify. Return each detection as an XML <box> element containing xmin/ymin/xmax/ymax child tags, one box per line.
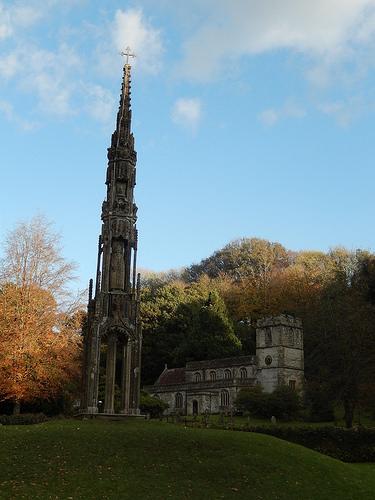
<box><xmin>343</xmin><ymin>398</ymin><xmax>354</xmax><ymax>428</ymax></box>
<box><xmin>13</xmin><ymin>400</ymin><xmax>21</xmax><ymax>415</ymax></box>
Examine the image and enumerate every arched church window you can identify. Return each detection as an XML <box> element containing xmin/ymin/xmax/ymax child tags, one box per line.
<box><xmin>265</xmin><ymin>328</ymin><xmax>272</xmax><ymax>346</ymax></box>
<box><xmin>210</xmin><ymin>371</ymin><xmax>217</xmax><ymax>381</ymax></box>
<box><xmin>224</xmin><ymin>369</ymin><xmax>231</xmax><ymax>380</ymax></box>
<box><xmin>289</xmin><ymin>380</ymin><xmax>296</xmax><ymax>391</ymax></box>
<box><xmin>194</xmin><ymin>372</ymin><xmax>202</xmax><ymax>382</ymax></box>
<box><xmin>221</xmin><ymin>390</ymin><xmax>230</xmax><ymax>407</ymax></box>
<box><xmin>175</xmin><ymin>393</ymin><xmax>183</xmax><ymax>409</ymax></box>
<box><xmin>240</xmin><ymin>367</ymin><xmax>247</xmax><ymax>379</ymax></box>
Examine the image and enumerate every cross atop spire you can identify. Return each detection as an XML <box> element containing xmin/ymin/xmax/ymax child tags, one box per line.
<box><xmin>120</xmin><ymin>46</ymin><xmax>136</xmax><ymax>66</ymax></box>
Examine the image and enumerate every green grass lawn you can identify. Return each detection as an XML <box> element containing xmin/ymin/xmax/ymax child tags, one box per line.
<box><xmin>0</xmin><ymin>419</ymin><xmax>374</xmax><ymax>499</ymax></box>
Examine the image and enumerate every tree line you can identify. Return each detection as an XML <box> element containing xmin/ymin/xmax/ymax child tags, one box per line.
<box><xmin>140</xmin><ymin>238</ymin><xmax>375</xmax><ymax>427</ymax></box>
<box><xmin>1</xmin><ymin>218</ymin><xmax>374</xmax><ymax>427</ymax></box>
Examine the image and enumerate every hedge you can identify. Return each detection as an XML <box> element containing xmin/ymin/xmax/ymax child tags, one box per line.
<box><xmin>0</xmin><ymin>413</ymin><xmax>48</xmax><ymax>426</ymax></box>
<box><xmin>239</xmin><ymin>425</ymin><xmax>375</xmax><ymax>463</ymax></box>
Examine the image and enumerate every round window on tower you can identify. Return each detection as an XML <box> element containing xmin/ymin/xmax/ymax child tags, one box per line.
<box><xmin>265</xmin><ymin>355</ymin><xmax>273</xmax><ymax>366</ymax></box>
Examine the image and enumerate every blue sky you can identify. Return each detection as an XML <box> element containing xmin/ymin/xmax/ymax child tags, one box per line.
<box><xmin>1</xmin><ymin>0</ymin><xmax>375</xmax><ymax>291</ymax></box>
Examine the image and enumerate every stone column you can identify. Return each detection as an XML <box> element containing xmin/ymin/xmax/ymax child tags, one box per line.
<box><xmin>104</xmin><ymin>332</ymin><xmax>117</xmax><ymax>413</ymax></box>
<box><xmin>129</xmin><ymin>338</ymin><xmax>141</xmax><ymax>415</ymax></box>
<box><xmin>133</xmin><ymin>335</ymin><xmax>142</xmax><ymax>414</ymax></box>
<box><xmin>86</xmin><ymin>323</ymin><xmax>101</xmax><ymax>414</ymax></box>
<box><xmin>120</xmin><ymin>339</ymin><xmax>129</xmax><ymax>413</ymax></box>
<box><xmin>93</xmin><ymin>331</ymin><xmax>101</xmax><ymax>412</ymax></box>
<box><xmin>121</xmin><ymin>339</ymin><xmax>132</xmax><ymax>415</ymax></box>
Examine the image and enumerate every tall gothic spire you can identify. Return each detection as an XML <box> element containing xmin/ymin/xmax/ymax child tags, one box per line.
<box><xmin>80</xmin><ymin>48</ymin><xmax>142</xmax><ymax>417</ymax></box>
<box><xmin>116</xmin><ymin>63</ymin><xmax>132</xmax><ymax>145</ymax></box>
<box><xmin>111</xmin><ymin>47</ymin><xmax>136</xmax><ymax>153</ymax></box>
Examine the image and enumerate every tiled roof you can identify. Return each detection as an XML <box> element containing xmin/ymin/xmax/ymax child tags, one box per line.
<box><xmin>186</xmin><ymin>355</ymin><xmax>256</xmax><ymax>370</ymax></box>
<box><xmin>155</xmin><ymin>367</ymin><xmax>186</xmax><ymax>386</ymax></box>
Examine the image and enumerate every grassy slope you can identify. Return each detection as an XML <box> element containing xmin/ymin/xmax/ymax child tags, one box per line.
<box><xmin>0</xmin><ymin>420</ymin><xmax>374</xmax><ymax>500</ymax></box>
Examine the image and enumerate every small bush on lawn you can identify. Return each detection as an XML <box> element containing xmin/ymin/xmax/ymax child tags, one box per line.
<box><xmin>140</xmin><ymin>392</ymin><xmax>168</xmax><ymax>418</ymax></box>
<box><xmin>235</xmin><ymin>386</ymin><xmax>301</xmax><ymax>421</ymax></box>
<box><xmin>0</xmin><ymin>413</ymin><xmax>48</xmax><ymax>425</ymax></box>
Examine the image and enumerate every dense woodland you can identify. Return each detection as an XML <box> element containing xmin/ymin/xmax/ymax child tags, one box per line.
<box><xmin>140</xmin><ymin>238</ymin><xmax>375</xmax><ymax>426</ymax></box>
<box><xmin>0</xmin><ymin>217</ymin><xmax>375</xmax><ymax>426</ymax></box>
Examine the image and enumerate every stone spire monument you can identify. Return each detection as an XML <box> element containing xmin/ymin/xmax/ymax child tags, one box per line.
<box><xmin>80</xmin><ymin>48</ymin><xmax>142</xmax><ymax>415</ymax></box>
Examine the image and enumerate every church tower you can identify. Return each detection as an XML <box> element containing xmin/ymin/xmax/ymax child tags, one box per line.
<box><xmin>80</xmin><ymin>50</ymin><xmax>142</xmax><ymax>415</ymax></box>
<box><xmin>256</xmin><ymin>315</ymin><xmax>304</xmax><ymax>393</ymax></box>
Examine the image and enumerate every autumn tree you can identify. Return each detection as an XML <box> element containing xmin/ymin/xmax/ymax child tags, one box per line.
<box><xmin>314</xmin><ymin>251</ymin><xmax>375</xmax><ymax>427</ymax></box>
<box><xmin>277</xmin><ymin>248</ymin><xmax>375</xmax><ymax>427</ymax></box>
<box><xmin>183</xmin><ymin>238</ymin><xmax>291</xmax><ymax>285</ymax></box>
<box><xmin>0</xmin><ymin>216</ymin><xmax>82</xmax><ymax>414</ymax></box>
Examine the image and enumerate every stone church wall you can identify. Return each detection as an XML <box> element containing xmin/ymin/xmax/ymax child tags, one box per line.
<box><xmin>147</xmin><ymin>315</ymin><xmax>305</xmax><ymax>415</ymax></box>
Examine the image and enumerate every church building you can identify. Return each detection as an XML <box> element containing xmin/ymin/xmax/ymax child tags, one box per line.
<box><xmin>147</xmin><ymin>315</ymin><xmax>304</xmax><ymax>415</ymax></box>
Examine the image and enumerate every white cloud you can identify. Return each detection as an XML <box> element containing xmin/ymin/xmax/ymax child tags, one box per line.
<box><xmin>11</xmin><ymin>5</ymin><xmax>43</xmax><ymax>28</ymax></box>
<box><xmin>0</xmin><ymin>2</ymin><xmax>44</xmax><ymax>40</ymax></box>
<box><xmin>0</xmin><ymin>1</ymin><xmax>118</xmax><ymax>127</ymax></box>
<box><xmin>0</xmin><ymin>40</ymin><xmax>116</xmax><ymax>125</ymax></box>
<box><xmin>0</xmin><ymin>4</ymin><xmax>12</xmax><ymax>39</ymax></box>
<box><xmin>259</xmin><ymin>101</ymin><xmax>306</xmax><ymax>126</ymax></box>
<box><xmin>83</xmin><ymin>83</ymin><xmax>116</xmax><ymax>123</ymax></box>
<box><xmin>20</xmin><ymin>43</ymin><xmax>81</xmax><ymax>116</ymax></box>
<box><xmin>0</xmin><ymin>43</ymin><xmax>82</xmax><ymax>117</ymax></box>
<box><xmin>172</xmin><ymin>97</ymin><xmax>202</xmax><ymax>129</ymax></box>
<box><xmin>176</xmin><ymin>0</ymin><xmax>375</xmax><ymax>82</ymax></box>
<box><xmin>259</xmin><ymin>109</ymin><xmax>279</xmax><ymax>126</ymax></box>
<box><xmin>319</xmin><ymin>98</ymin><xmax>365</xmax><ymax>126</ymax></box>
<box><xmin>0</xmin><ymin>53</ymin><xmax>19</xmax><ymax>79</ymax></box>
<box><xmin>0</xmin><ymin>99</ymin><xmax>38</xmax><ymax>130</ymax></box>
<box><xmin>0</xmin><ymin>2</ymin><xmax>83</xmax><ymax>116</ymax></box>
<box><xmin>97</xmin><ymin>9</ymin><xmax>164</xmax><ymax>74</ymax></box>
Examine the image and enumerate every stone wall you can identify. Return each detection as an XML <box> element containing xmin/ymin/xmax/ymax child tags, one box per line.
<box><xmin>149</xmin><ymin>380</ymin><xmax>253</xmax><ymax>415</ymax></box>
<box><xmin>185</xmin><ymin>360</ymin><xmax>256</xmax><ymax>384</ymax></box>
<box><xmin>147</xmin><ymin>316</ymin><xmax>305</xmax><ymax>413</ymax></box>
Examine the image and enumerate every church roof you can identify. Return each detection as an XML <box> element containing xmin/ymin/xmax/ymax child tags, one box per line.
<box><xmin>155</xmin><ymin>367</ymin><xmax>186</xmax><ymax>386</ymax></box>
<box><xmin>186</xmin><ymin>355</ymin><xmax>256</xmax><ymax>370</ymax></box>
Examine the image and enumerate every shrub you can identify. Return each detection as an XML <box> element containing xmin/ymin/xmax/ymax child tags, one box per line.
<box><xmin>0</xmin><ymin>413</ymin><xmax>48</xmax><ymax>425</ymax></box>
<box><xmin>235</xmin><ymin>386</ymin><xmax>269</xmax><ymax>418</ymax></box>
<box><xmin>304</xmin><ymin>382</ymin><xmax>335</xmax><ymax>422</ymax></box>
<box><xmin>140</xmin><ymin>392</ymin><xmax>168</xmax><ymax>418</ymax></box>
<box><xmin>269</xmin><ymin>386</ymin><xmax>301</xmax><ymax>420</ymax></box>
<box><xmin>22</xmin><ymin>393</ymin><xmax>77</xmax><ymax>417</ymax></box>
<box><xmin>235</xmin><ymin>385</ymin><xmax>301</xmax><ymax>421</ymax></box>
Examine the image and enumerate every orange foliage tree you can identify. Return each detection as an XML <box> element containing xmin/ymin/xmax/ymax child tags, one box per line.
<box><xmin>0</xmin><ymin>216</ymin><xmax>82</xmax><ymax>413</ymax></box>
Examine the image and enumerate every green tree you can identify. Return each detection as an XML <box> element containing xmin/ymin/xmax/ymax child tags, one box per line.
<box><xmin>141</xmin><ymin>280</ymin><xmax>241</xmax><ymax>384</ymax></box>
<box><xmin>169</xmin><ymin>289</ymin><xmax>241</xmax><ymax>367</ymax></box>
<box><xmin>235</xmin><ymin>385</ymin><xmax>300</xmax><ymax>420</ymax></box>
<box><xmin>139</xmin><ymin>391</ymin><xmax>168</xmax><ymax>418</ymax></box>
<box><xmin>305</xmin><ymin>250</ymin><xmax>375</xmax><ymax>428</ymax></box>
